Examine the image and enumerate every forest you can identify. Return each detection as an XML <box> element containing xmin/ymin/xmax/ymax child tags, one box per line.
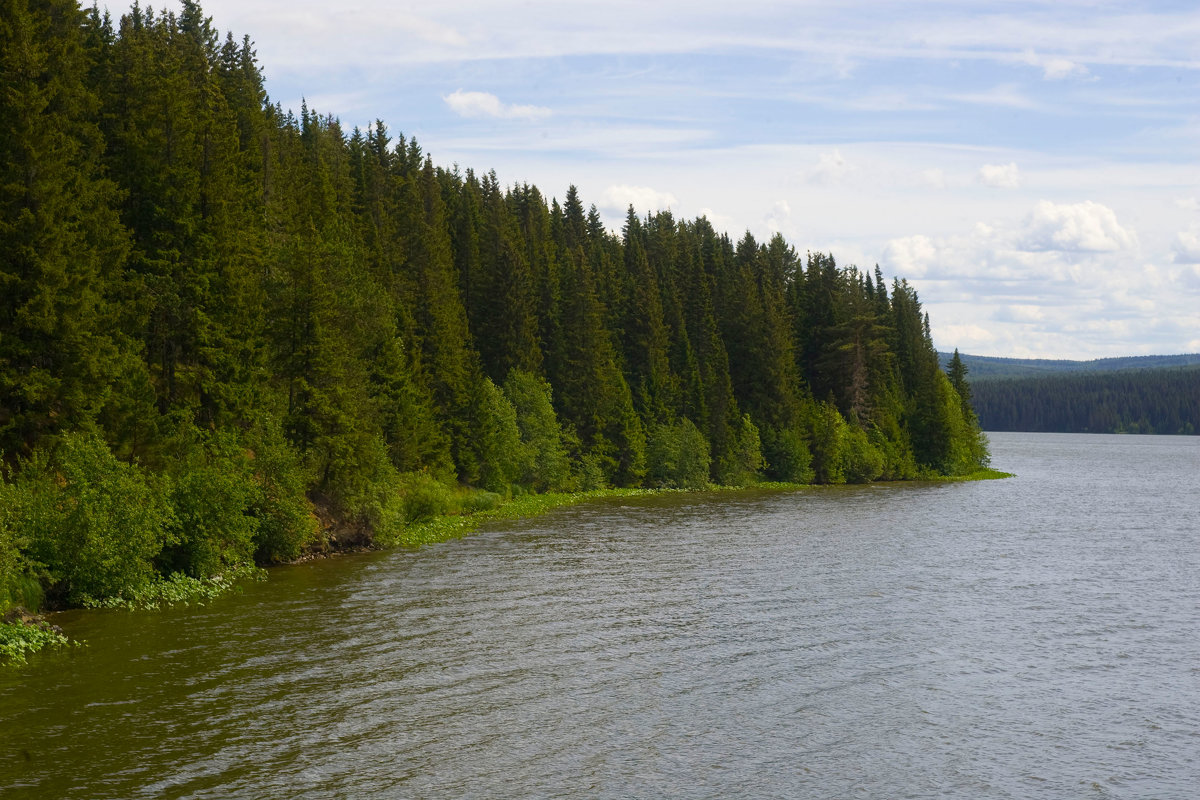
<box><xmin>0</xmin><ymin>0</ymin><xmax>988</xmax><ymax>615</ymax></box>
<box><xmin>970</xmin><ymin>366</ymin><xmax>1200</xmax><ymax>435</ymax></box>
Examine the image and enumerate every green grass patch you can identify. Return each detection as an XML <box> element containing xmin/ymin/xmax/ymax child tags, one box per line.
<box><xmin>381</xmin><ymin>488</ymin><xmax>662</xmax><ymax>548</ymax></box>
<box><xmin>923</xmin><ymin>467</ymin><xmax>1014</xmax><ymax>482</ymax></box>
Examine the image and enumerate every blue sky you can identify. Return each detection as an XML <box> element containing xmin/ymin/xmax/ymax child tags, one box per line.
<box><xmin>188</xmin><ymin>0</ymin><xmax>1200</xmax><ymax>358</ymax></box>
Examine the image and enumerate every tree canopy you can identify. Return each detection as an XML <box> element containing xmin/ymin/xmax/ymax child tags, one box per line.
<box><xmin>0</xmin><ymin>0</ymin><xmax>989</xmax><ymax>610</ymax></box>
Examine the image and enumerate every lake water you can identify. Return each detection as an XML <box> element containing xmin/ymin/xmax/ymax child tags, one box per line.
<box><xmin>3</xmin><ymin>432</ymin><xmax>1199</xmax><ymax>798</ymax></box>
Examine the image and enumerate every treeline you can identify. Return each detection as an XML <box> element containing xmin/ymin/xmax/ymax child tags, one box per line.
<box><xmin>940</xmin><ymin>351</ymin><xmax>1200</xmax><ymax>380</ymax></box>
<box><xmin>972</xmin><ymin>367</ymin><xmax>1200</xmax><ymax>435</ymax></box>
<box><xmin>0</xmin><ymin>0</ymin><xmax>986</xmax><ymax>610</ymax></box>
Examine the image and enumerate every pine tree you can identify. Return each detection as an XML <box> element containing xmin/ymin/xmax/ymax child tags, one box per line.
<box><xmin>0</xmin><ymin>0</ymin><xmax>135</xmax><ymax>458</ymax></box>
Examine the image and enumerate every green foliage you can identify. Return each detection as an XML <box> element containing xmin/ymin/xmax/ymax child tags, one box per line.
<box><xmin>16</xmin><ymin>433</ymin><xmax>171</xmax><ymax>605</ymax></box>
<box><xmin>646</xmin><ymin>418</ymin><xmax>712</xmax><ymax>490</ymax></box>
<box><xmin>502</xmin><ymin>369</ymin><xmax>572</xmax><ymax>492</ymax></box>
<box><xmin>839</xmin><ymin>425</ymin><xmax>885</xmax><ymax>484</ymax></box>
<box><xmin>395</xmin><ymin>471</ymin><xmax>455</xmax><ymax>524</ymax></box>
<box><xmin>247</xmin><ymin>423</ymin><xmax>320</xmax><ymax>565</ymax></box>
<box><xmin>0</xmin><ymin>620</ymin><xmax>71</xmax><ymax>665</ymax></box>
<box><xmin>804</xmin><ymin>401</ymin><xmax>847</xmax><ymax>485</ymax></box>
<box><xmin>0</xmin><ymin>0</ymin><xmax>999</xmax><ymax>614</ymax></box>
<box><xmin>971</xmin><ymin>365</ymin><xmax>1200</xmax><ymax>436</ymax></box>
<box><xmin>715</xmin><ymin>413</ymin><xmax>765</xmax><ymax>487</ymax></box>
<box><xmin>82</xmin><ymin>562</ymin><xmax>264</xmax><ymax>610</ymax></box>
<box><xmin>469</xmin><ymin>376</ymin><xmax>523</xmax><ymax>493</ymax></box>
<box><xmin>158</xmin><ymin>431</ymin><xmax>260</xmax><ymax>579</ymax></box>
<box><xmin>761</xmin><ymin>425</ymin><xmax>815</xmax><ymax>484</ymax></box>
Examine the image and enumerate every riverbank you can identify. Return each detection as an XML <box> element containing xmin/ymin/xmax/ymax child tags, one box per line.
<box><xmin>2</xmin><ymin>471</ymin><xmax>1012</xmax><ymax>665</ymax></box>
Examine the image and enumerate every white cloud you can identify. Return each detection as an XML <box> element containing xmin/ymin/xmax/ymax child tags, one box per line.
<box><xmin>1172</xmin><ymin>227</ymin><xmax>1200</xmax><ymax>263</ymax></box>
<box><xmin>920</xmin><ymin>168</ymin><xmax>947</xmax><ymax>189</ymax></box>
<box><xmin>1020</xmin><ymin>49</ymin><xmax>1090</xmax><ymax>80</ymax></box>
<box><xmin>883</xmin><ymin>234</ymin><xmax>939</xmax><ymax>278</ymax></box>
<box><xmin>764</xmin><ymin>199</ymin><xmax>793</xmax><ymax>235</ymax></box>
<box><xmin>805</xmin><ymin>149</ymin><xmax>852</xmax><ymax>184</ymax></box>
<box><xmin>443</xmin><ymin>89</ymin><xmax>551</xmax><ymax>120</ymax></box>
<box><xmin>1019</xmin><ymin>200</ymin><xmax>1137</xmax><ymax>253</ymax></box>
<box><xmin>599</xmin><ymin>184</ymin><xmax>678</xmax><ymax>213</ymax></box>
<box><xmin>978</xmin><ymin>162</ymin><xmax>1020</xmax><ymax>189</ymax></box>
<box><xmin>997</xmin><ymin>305</ymin><xmax>1046</xmax><ymax>323</ymax></box>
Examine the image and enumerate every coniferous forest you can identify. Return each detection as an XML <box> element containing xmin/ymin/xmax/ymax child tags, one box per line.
<box><xmin>969</xmin><ymin>367</ymin><xmax>1200</xmax><ymax>435</ymax></box>
<box><xmin>0</xmin><ymin>0</ymin><xmax>988</xmax><ymax>612</ymax></box>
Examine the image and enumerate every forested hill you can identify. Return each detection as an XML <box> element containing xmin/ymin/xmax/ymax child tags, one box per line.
<box><xmin>968</xmin><ymin>366</ymin><xmax>1200</xmax><ymax>435</ymax></box>
<box><xmin>0</xmin><ymin>0</ymin><xmax>987</xmax><ymax>610</ymax></box>
<box><xmin>938</xmin><ymin>352</ymin><xmax>1200</xmax><ymax>380</ymax></box>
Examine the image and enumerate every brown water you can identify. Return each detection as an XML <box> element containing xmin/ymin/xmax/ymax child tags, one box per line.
<box><xmin>3</xmin><ymin>432</ymin><xmax>1199</xmax><ymax>798</ymax></box>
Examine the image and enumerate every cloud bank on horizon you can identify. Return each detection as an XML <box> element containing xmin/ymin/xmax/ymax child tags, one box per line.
<box><xmin>177</xmin><ymin>0</ymin><xmax>1200</xmax><ymax>359</ymax></box>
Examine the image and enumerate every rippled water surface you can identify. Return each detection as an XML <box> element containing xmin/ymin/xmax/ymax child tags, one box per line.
<box><xmin>3</xmin><ymin>432</ymin><xmax>1199</xmax><ymax>798</ymax></box>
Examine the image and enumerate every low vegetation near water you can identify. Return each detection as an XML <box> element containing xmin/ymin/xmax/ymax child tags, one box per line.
<box><xmin>1</xmin><ymin>1</ymin><xmax>993</xmax><ymax>660</ymax></box>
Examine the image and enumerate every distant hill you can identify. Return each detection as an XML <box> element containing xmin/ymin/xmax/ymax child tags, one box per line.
<box><xmin>939</xmin><ymin>355</ymin><xmax>1200</xmax><ymax>435</ymax></box>
<box><xmin>938</xmin><ymin>352</ymin><xmax>1200</xmax><ymax>381</ymax></box>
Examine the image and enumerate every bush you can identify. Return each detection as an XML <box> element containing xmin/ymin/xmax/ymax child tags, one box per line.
<box><xmin>806</xmin><ymin>401</ymin><xmax>847</xmax><ymax>484</ymax></box>
<box><xmin>158</xmin><ymin>433</ymin><xmax>261</xmax><ymax>579</ymax></box>
<box><xmin>761</xmin><ymin>425</ymin><xmax>814</xmax><ymax>484</ymax></box>
<box><xmin>248</xmin><ymin>423</ymin><xmax>321</xmax><ymax>564</ymax></box>
<box><xmin>646</xmin><ymin>418</ymin><xmax>712</xmax><ymax>490</ymax></box>
<box><xmin>470</xmin><ymin>377</ymin><xmax>523</xmax><ymax>493</ymax></box>
<box><xmin>396</xmin><ymin>471</ymin><xmax>455</xmax><ymax>523</ymax></box>
<box><xmin>503</xmin><ymin>370</ymin><xmax>572</xmax><ymax>492</ymax></box>
<box><xmin>17</xmin><ymin>433</ymin><xmax>171</xmax><ymax>605</ymax></box>
<box><xmin>0</xmin><ymin>482</ymin><xmax>36</xmax><ymax>612</ymax></box>
<box><xmin>840</xmin><ymin>425</ymin><xmax>885</xmax><ymax>483</ymax></box>
<box><xmin>715</xmin><ymin>414</ymin><xmax>765</xmax><ymax>487</ymax></box>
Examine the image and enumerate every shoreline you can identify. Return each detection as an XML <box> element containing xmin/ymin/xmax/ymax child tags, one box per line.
<box><xmin>2</xmin><ymin>470</ymin><xmax>1011</xmax><ymax>665</ymax></box>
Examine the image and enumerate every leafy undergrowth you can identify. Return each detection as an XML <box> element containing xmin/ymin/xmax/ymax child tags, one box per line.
<box><xmin>81</xmin><ymin>562</ymin><xmax>266</xmax><ymax>611</ymax></box>
<box><xmin>0</xmin><ymin>619</ymin><xmax>72</xmax><ymax>665</ymax></box>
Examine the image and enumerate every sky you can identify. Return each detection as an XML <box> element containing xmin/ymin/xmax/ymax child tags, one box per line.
<box><xmin>176</xmin><ymin>0</ymin><xmax>1199</xmax><ymax>358</ymax></box>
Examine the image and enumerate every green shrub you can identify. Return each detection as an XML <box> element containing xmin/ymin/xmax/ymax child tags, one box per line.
<box><xmin>160</xmin><ymin>462</ymin><xmax>258</xmax><ymax>579</ymax></box>
<box><xmin>0</xmin><ymin>483</ymin><xmax>37</xmax><ymax>612</ymax></box>
<box><xmin>503</xmin><ymin>370</ymin><xmax>572</xmax><ymax>491</ymax></box>
<box><xmin>397</xmin><ymin>471</ymin><xmax>455</xmax><ymax>523</ymax></box>
<box><xmin>18</xmin><ymin>433</ymin><xmax>171</xmax><ymax>605</ymax></box>
<box><xmin>715</xmin><ymin>414</ymin><xmax>765</xmax><ymax>487</ymax></box>
<box><xmin>0</xmin><ymin>620</ymin><xmax>70</xmax><ymax>665</ymax></box>
<box><xmin>761</xmin><ymin>425</ymin><xmax>815</xmax><ymax>484</ymax></box>
<box><xmin>471</xmin><ymin>377</ymin><xmax>524</xmax><ymax>493</ymax></box>
<box><xmin>840</xmin><ymin>425</ymin><xmax>885</xmax><ymax>483</ymax></box>
<box><xmin>248</xmin><ymin>424</ymin><xmax>320</xmax><ymax>564</ymax></box>
<box><xmin>646</xmin><ymin>418</ymin><xmax>712</xmax><ymax>490</ymax></box>
<box><xmin>806</xmin><ymin>401</ymin><xmax>847</xmax><ymax>484</ymax></box>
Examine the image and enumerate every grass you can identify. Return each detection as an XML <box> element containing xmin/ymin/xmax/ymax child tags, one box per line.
<box><xmin>383</xmin><ymin>487</ymin><xmax>662</xmax><ymax>548</ymax></box>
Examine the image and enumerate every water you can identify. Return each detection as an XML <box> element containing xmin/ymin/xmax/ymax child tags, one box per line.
<box><xmin>3</xmin><ymin>432</ymin><xmax>1199</xmax><ymax>798</ymax></box>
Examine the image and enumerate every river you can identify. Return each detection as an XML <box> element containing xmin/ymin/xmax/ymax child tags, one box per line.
<box><xmin>2</xmin><ymin>432</ymin><xmax>1198</xmax><ymax>798</ymax></box>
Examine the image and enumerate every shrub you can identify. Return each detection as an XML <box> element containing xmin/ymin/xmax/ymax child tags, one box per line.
<box><xmin>158</xmin><ymin>434</ymin><xmax>261</xmax><ymax>579</ymax></box>
<box><xmin>503</xmin><ymin>370</ymin><xmax>572</xmax><ymax>492</ymax></box>
<box><xmin>761</xmin><ymin>425</ymin><xmax>815</xmax><ymax>484</ymax></box>
<box><xmin>248</xmin><ymin>424</ymin><xmax>321</xmax><ymax>564</ymax></box>
<box><xmin>18</xmin><ymin>433</ymin><xmax>171</xmax><ymax>605</ymax></box>
<box><xmin>840</xmin><ymin>425</ymin><xmax>885</xmax><ymax>483</ymax></box>
<box><xmin>646</xmin><ymin>418</ymin><xmax>712</xmax><ymax>490</ymax></box>
<box><xmin>396</xmin><ymin>471</ymin><xmax>454</xmax><ymax>523</ymax></box>
<box><xmin>471</xmin><ymin>377</ymin><xmax>523</xmax><ymax>493</ymax></box>
<box><xmin>715</xmin><ymin>414</ymin><xmax>765</xmax><ymax>487</ymax></box>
